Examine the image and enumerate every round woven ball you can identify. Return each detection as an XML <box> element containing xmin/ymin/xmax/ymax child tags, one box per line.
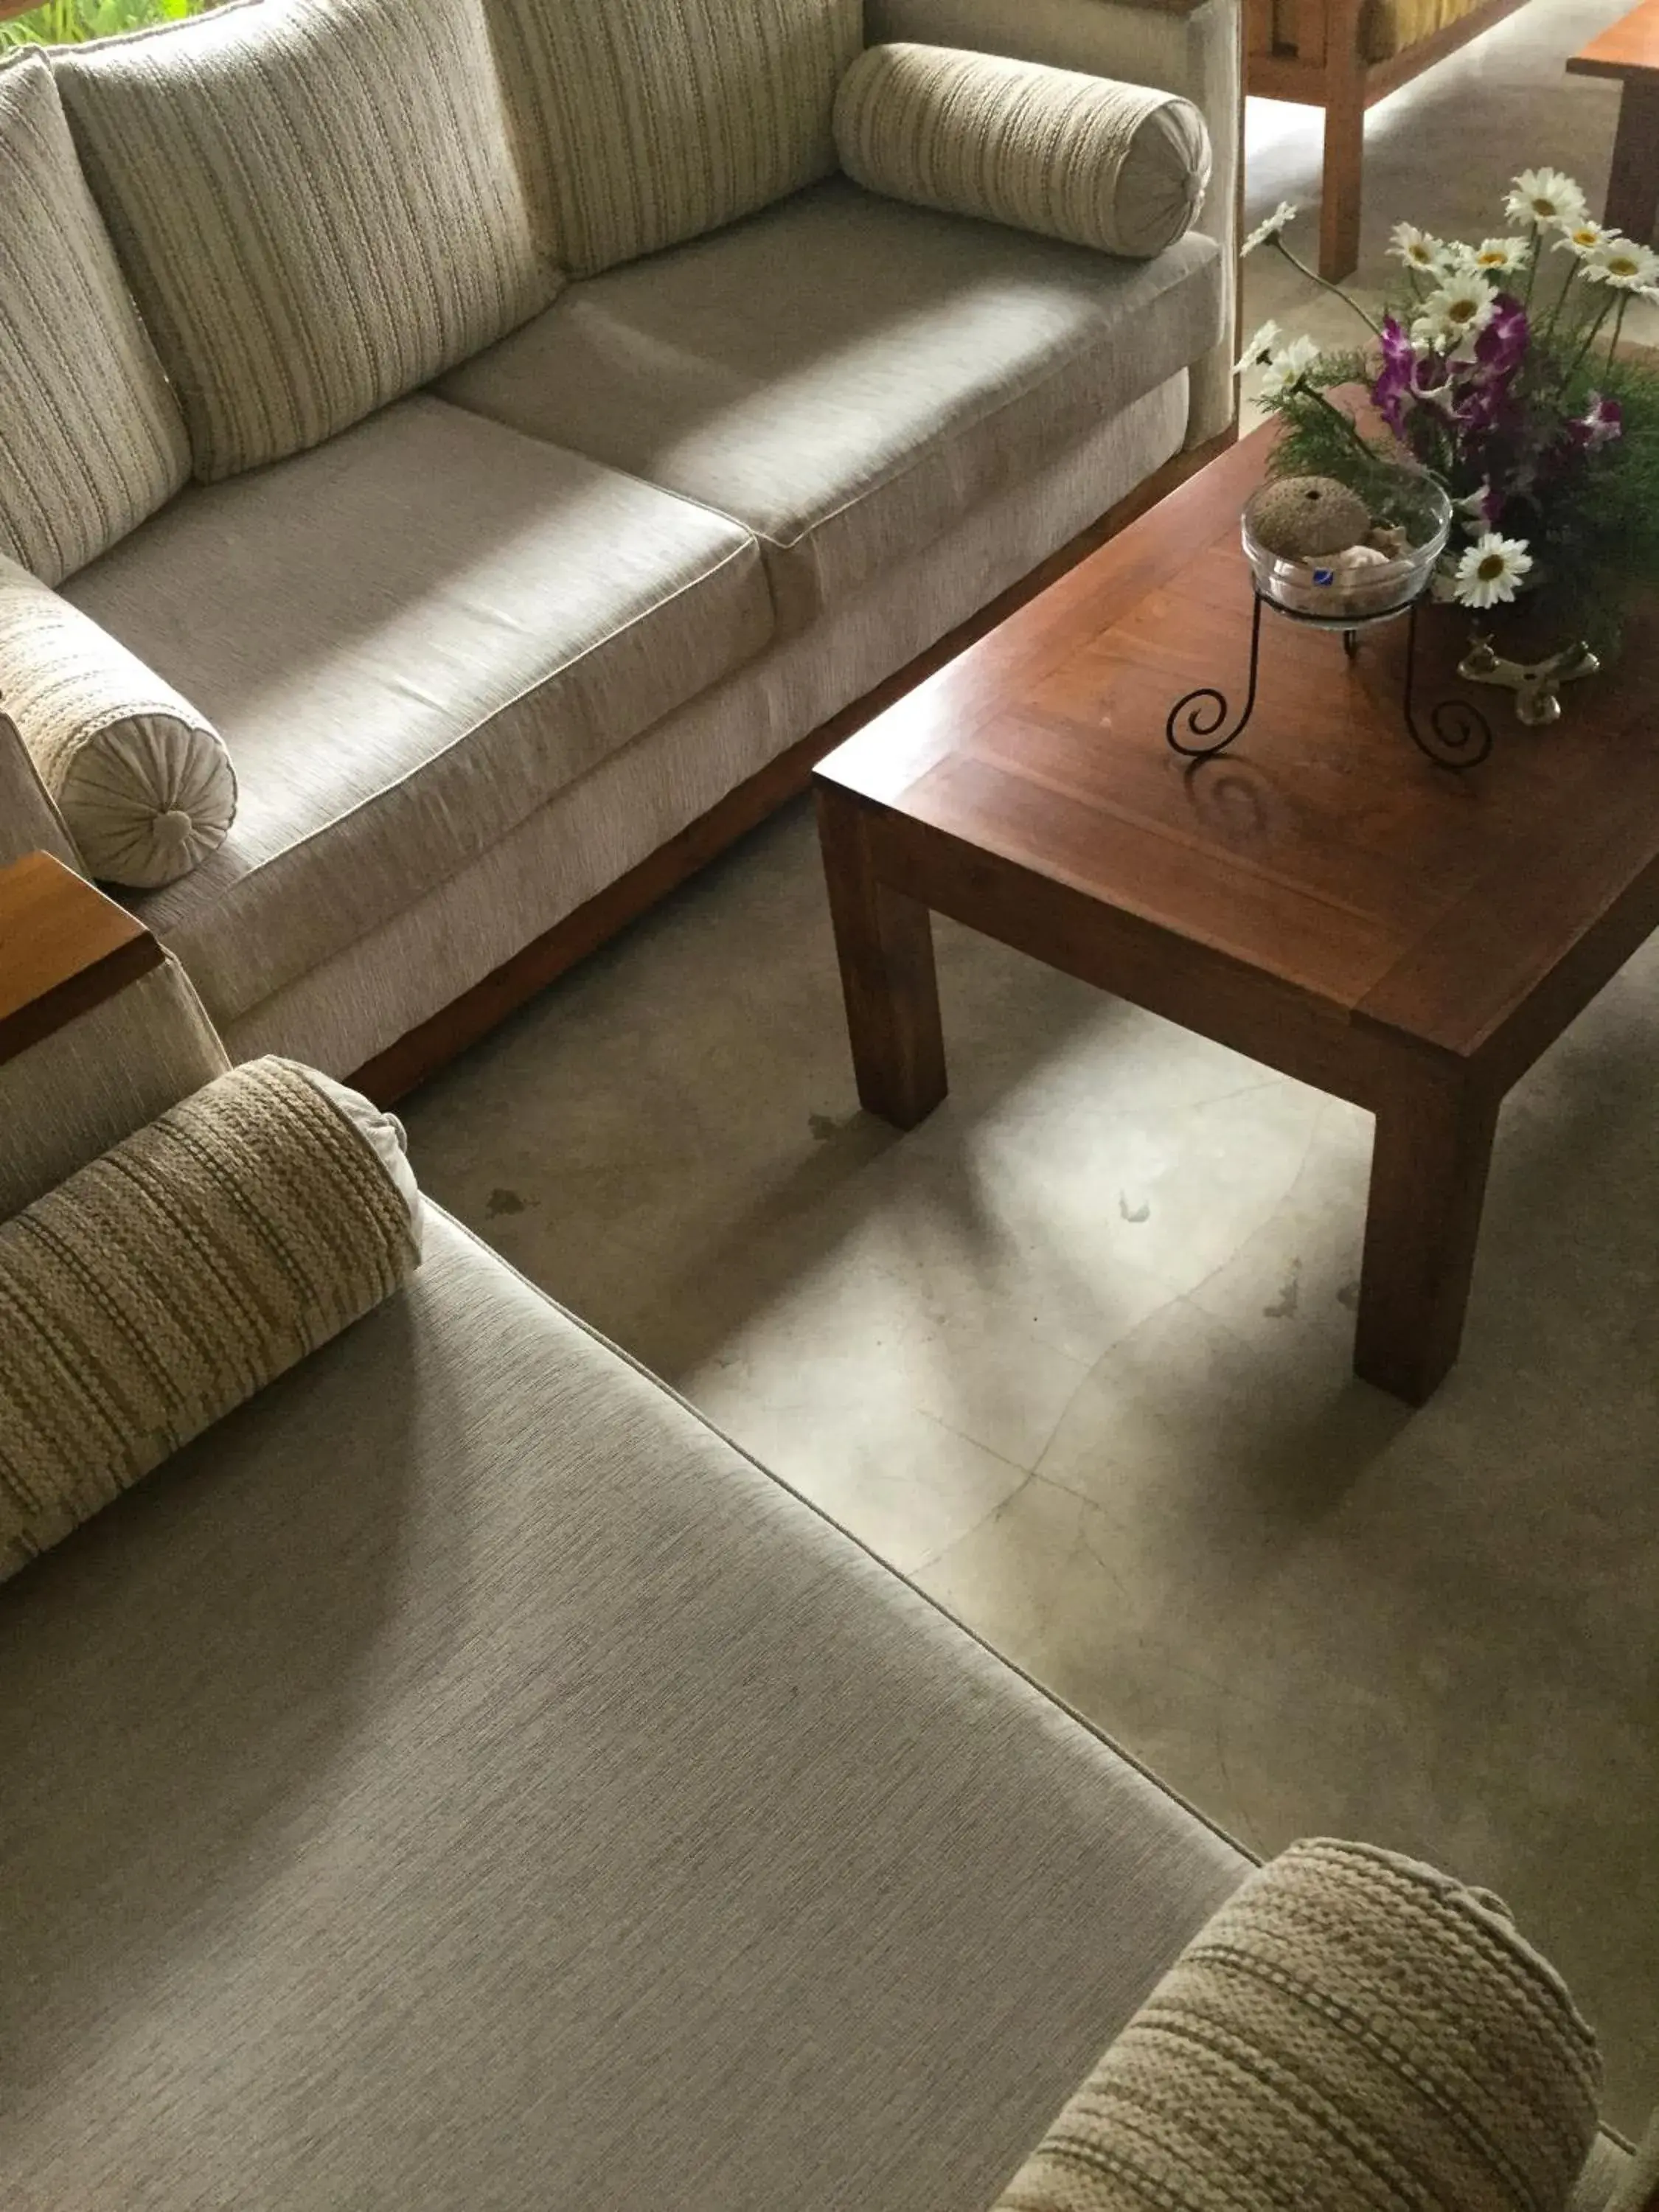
<box><xmin>1250</xmin><ymin>475</ymin><xmax>1371</xmax><ymax>558</ymax></box>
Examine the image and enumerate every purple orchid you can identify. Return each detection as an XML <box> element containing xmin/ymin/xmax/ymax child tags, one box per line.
<box><xmin>1450</xmin><ymin>294</ymin><xmax>1529</xmax><ymax>437</ymax></box>
<box><xmin>1457</xmin><ymin>481</ymin><xmax>1506</xmax><ymax>526</ymax></box>
<box><xmin>1571</xmin><ymin>392</ymin><xmax>1624</xmax><ymax>450</ymax></box>
<box><xmin>1371</xmin><ymin>316</ymin><xmax>1418</xmax><ymax>432</ymax></box>
<box><xmin>1475</xmin><ymin>294</ymin><xmax>1528</xmax><ymax>377</ymax></box>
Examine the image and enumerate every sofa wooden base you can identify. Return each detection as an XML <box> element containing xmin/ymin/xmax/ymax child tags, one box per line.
<box><xmin>1248</xmin><ymin>0</ymin><xmax>1530</xmax><ymax>279</ymax></box>
<box><xmin>351</xmin><ymin>431</ymin><xmax>1234</xmax><ymax>1105</ymax></box>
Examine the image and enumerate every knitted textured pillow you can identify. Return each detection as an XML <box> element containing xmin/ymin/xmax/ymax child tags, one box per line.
<box><xmin>0</xmin><ymin>52</ymin><xmax>189</xmax><ymax>585</ymax></box>
<box><xmin>0</xmin><ymin>1057</ymin><xmax>421</xmax><ymax>1579</ymax></box>
<box><xmin>0</xmin><ymin>554</ymin><xmax>234</xmax><ymax>888</ymax></box>
<box><xmin>835</xmin><ymin>44</ymin><xmax>1210</xmax><ymax>261</ymax></box>
<box><xmin>996</xmin><ymin>1838</ymin><xmax>1602</xmax><ymax>2212</ymax></box>
<box><xmin>54</xmin><ymin>0</ymin><xmax>559</xmax><ymax>482</ymax></box>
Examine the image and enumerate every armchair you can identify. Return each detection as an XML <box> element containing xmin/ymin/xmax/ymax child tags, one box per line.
<box><xmin>1248</xmin><ymin>0</ymin><xmax>1529</xmax><ymax>279</ymax></box>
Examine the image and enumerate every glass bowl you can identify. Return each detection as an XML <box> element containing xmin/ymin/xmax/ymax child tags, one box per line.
<box><xmin>1242</xmin><ymin>470</ymin><xmax>1452</xmax><ymax>629</ymax></box>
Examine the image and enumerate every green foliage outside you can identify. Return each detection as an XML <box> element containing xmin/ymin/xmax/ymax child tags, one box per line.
<box><xmin>0</xmin><ymin>0</ymin><xmax>214</xmax><ymax>48</ymax></box>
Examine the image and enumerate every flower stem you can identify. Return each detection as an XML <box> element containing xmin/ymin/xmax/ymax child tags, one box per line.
<box><xmin>1291</xmin><ymin>382</ymin><xmax>1388</xmax><ymax>467</ymax></box>
<box><xmin>1607</xmin><ymin>293</ymin><xmax>1630</xmax><ymax>372</ymax></box>
<box><xmin>1561</xmin><ymin>292</ymin><xmax>1618</xmax><ymax>393</ymax></box>
<box><xmin>1543</xmin><ymin>251</ymin><xmax>1585</xmax><ymax>344</ymax></box>
<box><xmin>1271</xmin><ymin>237</ymin><xmax>1385</xmax><ymax>336</ymax></box>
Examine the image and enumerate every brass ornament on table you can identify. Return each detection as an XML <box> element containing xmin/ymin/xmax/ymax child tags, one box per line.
<box><xmin>1457</xmin><ymin>633</ymin><xmax>1601</xmax><ymax>728</ymax></box>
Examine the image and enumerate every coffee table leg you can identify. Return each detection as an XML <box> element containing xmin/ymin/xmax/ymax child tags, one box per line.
<box><xmin>815</xmin><ymin>784</ymin><xmax>947</xmax><ymax>1129</ymax></box>
<box><xmin>1604</xmin><ymin>80</ymin><xmax>1659</xmax><ymax>242</ymax></box>
<box><xmin>1355</xmin><ymin>1060</ymin><xmax>1500</xmax><ymax>1405</ymax></box>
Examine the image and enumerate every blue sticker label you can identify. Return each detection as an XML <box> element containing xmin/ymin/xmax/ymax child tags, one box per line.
<box><xmin>1312</xmin><ymin>567</ymin><xmax>1335</xmax><ymax>586</ymax></box>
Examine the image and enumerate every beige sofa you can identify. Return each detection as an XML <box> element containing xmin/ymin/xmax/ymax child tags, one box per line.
<box><xmin>0</xmin><ymin>864</ymin><xmax>1642</xmax><ymax>2210</ymax></box>
<box><xmin>0</xmin><ymin>0</ymin><xmax>1239</xmax><ymax>1091</ymax></box>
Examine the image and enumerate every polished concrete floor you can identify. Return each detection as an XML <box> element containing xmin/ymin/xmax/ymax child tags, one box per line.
<box><xmin>405</xmin><ymin>1</ymin><xmax>1658</xmax><ymax>2137</ymax></box>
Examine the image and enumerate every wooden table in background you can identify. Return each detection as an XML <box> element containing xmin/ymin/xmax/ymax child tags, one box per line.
<box><xmin>814</xmin><ymin>429</ymin><xmax>1659</xmax><ymax>1405</ymax></box>
<box><xmin>1570</xmin><ymin>0</ymin><xmax>1659</xmax><ymax>240</ymax></box>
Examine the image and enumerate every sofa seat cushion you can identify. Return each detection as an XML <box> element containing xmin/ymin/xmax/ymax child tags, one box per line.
<box><xmin>62</xmin><ymin>397</ymin><xmax>771</xmax><ymax>1026</ymax></box>
<box><xmin>0</xmin><ymin>1206</ymin><xmax>1248</xmax><ymax>2209</ymax></box>
<box><xmin>439</xmin><ymin>177</ymin><xmax>1225</xmax><ymax>633</ymax></box>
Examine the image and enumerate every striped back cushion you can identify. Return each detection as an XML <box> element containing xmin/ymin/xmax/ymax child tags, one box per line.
<box><xmin>487</xmin><ymin>0</ymin><xmax>864</xmax><ymax>275</ymax></box>
<box><xmin>54</xmin><ymin>0</ymin><xmax>560</xmax><ymax>484</ymax></box>
<box><xmin>0</xmin><ymin>1057</ymin><xmax>420</xmax><ymax>1579</ymax></box>
<box><xmin>0</xmin><ymin>52</ymin><xmax>188</xmax><ymax>585</ymax></box>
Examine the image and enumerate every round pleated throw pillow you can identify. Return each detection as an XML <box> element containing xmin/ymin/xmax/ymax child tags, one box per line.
<box><xmin>0</xmin><ymin>1056</ymin><xmax>422</xmax><ymax>1580</ymax></box>
<box><xmin>995</xmin><ymin>1837</ymin><xmax>1602</xmax><ymax>2212</ymax></box>
<box><xmin>834</xmin><ymin>43</ymin><xmax>1211</xmax><ymax>262</ymax></box>
<box><xmin>0</xmin><ymin>554</ymin><xmax>234</xmax><ymax>888</ymax></box>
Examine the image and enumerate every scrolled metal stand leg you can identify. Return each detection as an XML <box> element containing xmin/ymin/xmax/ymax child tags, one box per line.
<box><xmin>1402</xmin><ymin>598</ymin><xmax>1495</xmax><ymax>771</ymax></box>
<box><xmin>1166</xmin><ymin>591</ymin><xmax>1265</xmax><ymax>761</ymax></box>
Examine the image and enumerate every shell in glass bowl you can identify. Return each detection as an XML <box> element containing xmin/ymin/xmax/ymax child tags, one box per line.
<box><xmin>1242</xmin><ymin>470</ymin><xmax>1452</xmax><ymax>628</ymax></box>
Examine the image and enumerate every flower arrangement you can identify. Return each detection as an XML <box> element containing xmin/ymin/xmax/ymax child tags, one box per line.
<box><xmin>1237</xmin><ymin>170</ymin><xmax>1659</xmax><ymax>647</ymax></box>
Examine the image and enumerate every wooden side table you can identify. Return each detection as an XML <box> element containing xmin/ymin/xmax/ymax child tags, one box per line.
<box><xmin>1569</xmin><ymin>0</ymin><xmax>1659</xmax><ymax>241</ymax></box>
<box><xmin>0</xmin><ymin>849</ymin><xmax>161</xmax><ymax>1068</ymax></box>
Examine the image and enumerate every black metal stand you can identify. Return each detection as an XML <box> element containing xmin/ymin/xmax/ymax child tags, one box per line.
<box><xmin>1166</xmin><ymin>591</ymin><xmax>1495</xmax><ymax>773</ymax></box>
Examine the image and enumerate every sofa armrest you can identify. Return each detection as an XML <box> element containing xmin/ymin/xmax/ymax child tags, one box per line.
<box><xmin>0</xmin><ymin>849</ymin><xmax>160</xmax><ymax>1068</ymax></box>
<box><xmin>865</xmin><ymin>0</ymin><xmax>1241</xmax><ymax>445</ymax></box>
<box><xmin>0</xmin><ymin>555</ymin><xmax>237</xmax><ymax>890</ymax></box>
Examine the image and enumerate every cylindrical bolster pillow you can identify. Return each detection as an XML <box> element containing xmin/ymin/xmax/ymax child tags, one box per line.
<box><xmin>0</xmin><ymin>1057</ymin><xmax>421</xmax><ymax>1579</ymax></box>
<box><xmin>0</xmin><ymin>553</ymin><xmax>235</xmax><ymax>888</ymax></box>
<box><xmin>835</xmin><ymin>43</ymin><xmax>1211</xmax><ymax>261</ymax></box>
<box><xmin>995</xmin><ymin>1837</ymin><xmax>1601</xmax><ymax>2212</ymax></box>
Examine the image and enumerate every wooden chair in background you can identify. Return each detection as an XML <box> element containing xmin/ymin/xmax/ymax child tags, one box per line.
<box><xmin>1248</xmin><ymin>0</ymin><xmax>1532</xmax><ymax>279</ymax></box>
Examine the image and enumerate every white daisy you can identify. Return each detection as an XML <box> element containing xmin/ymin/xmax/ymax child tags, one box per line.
<box><xmin>1411</xmin><ymin>273</ymin><xmax>1499</xmax><ymax>355</ymax></box>
<box><xmin>1461</xmin><ymin>236</ymin><xmax>1531</xmax><ymax>276</ymax></box>
<box><xmin>1388</xmin><ymin>221</ymin><xmax>1450</xmax><ymax>273</ymax></box>
<box><xmin>1242</xmin><ymin>201</ymin><xmax>1298</xmax><ymax>257</ymax></box>
<box><xmin>1257</xmin><ymin>335</ymin><xmax>1321</xmax><ymax>399</ymax></box>
<box><xmin>1452</xmin><ymin>532</ymin><xmax>1534</xmax><ymax>611</ymax></box>
<box><xmin>1554</xmin><ymin>217</ymin><xmax>1610</xmax><ymax>257</ymax></box>
<box><xmin>1234</xmin><ymin>319</ymin><xmax>1281</xmax><ymax>373</ymax></box>
<box><xmin>1584</xmin><ymin>237</ymin><xmax>1659</xmax><ymax>290</ymax></box>
<box><xmin>1503</xmin><ymin>167</ymin><xmax>1588</xmax><ymax>229</ymax></box>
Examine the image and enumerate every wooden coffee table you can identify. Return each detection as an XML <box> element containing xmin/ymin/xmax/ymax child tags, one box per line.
<box><xmin>813</xmin><ymin>429</ymin><xmax>1659</xmax><ymax>1403</ymax></box>
<box><xmin>1568</xmin><ymin>0</ymin><xmax>1659</xmax><ymax>241</ymax></box>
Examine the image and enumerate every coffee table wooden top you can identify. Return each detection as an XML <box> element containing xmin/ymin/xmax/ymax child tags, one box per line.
<box><xmin>1568</xmin><ymin>0</ymin><xmax>1659</xmax><ymax>83</ymax></box>
<box><xmin>817</xmin><ymin>428</ymin><xmax>1659</xmax><ymax>1087</ymax></box>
